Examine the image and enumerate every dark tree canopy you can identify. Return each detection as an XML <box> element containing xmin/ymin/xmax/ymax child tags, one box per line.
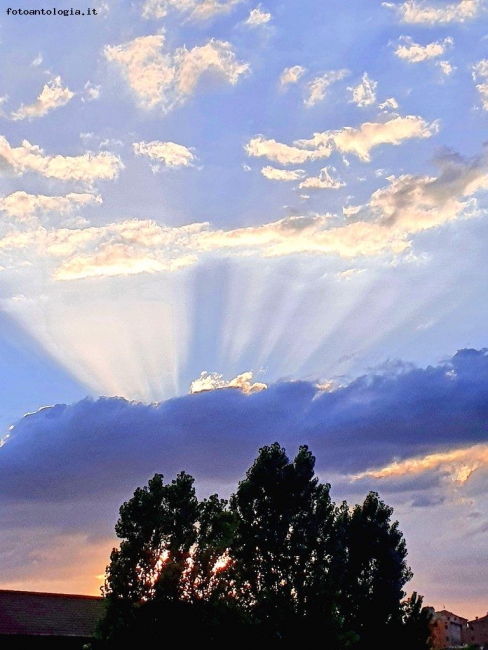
<box><xmin>98</xmin><ymin>443</ymin><xmax>432</xmax><ymax>649</ymax></box>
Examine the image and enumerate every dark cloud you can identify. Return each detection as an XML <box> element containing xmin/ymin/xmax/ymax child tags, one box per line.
<box><xmin>1</xmin><ymin>348</ymin><xmax>488</xmax><ymax>508</ymax></box>
<box><xmin>410</xmin><ymin>494</ymin><xmax>446</xmax><ymax>508</ymax></box>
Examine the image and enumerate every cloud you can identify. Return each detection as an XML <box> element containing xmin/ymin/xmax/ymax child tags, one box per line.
<box><xmin>0</xmin><ymin>219</ymin><xmax>205</xmax><ymax>278</ymax></box>
<box><xmin>343</xmin><ymin>205</ymin><xmax>361</xmax><ymax>217</ymax></box>
<box><xmin>354</xmin><ymin>443</ymin><xmax>488</xmax><ymax>486</ymax></box>
<box><xmin>279</xmin><ymin>65</ymin><xmax>306</xmax><ymax>88</ymax></box>
<box><xmin>245</xmin><ymin>136</ymin><xmax>327</xmax><ymax>165</ymax></box>
<box><xmin>83</xmin><ymin>82</ymin><xmax>101</xmax><ymax>102</ymax></box>
<box><xmin>0</xmin><ymin>212</ymin><xmax>403</xmax><ymax>277</ymax></box>
<box><xmin>54</xmin><ymin>245</ymin><xmax>197</xmax><ymax>280</ymax></box>
<box><xmin>141</xmin><ymin>0</ymin><xmax>193</xmax><ymax>19</ymax></box>
<box><xmin>2</xmin><ymin>348</ymin><xmax>488</xmax><ymax>504</ymax></box>
<box><xmin>189</xmin><ymin>370</ymin><xmax>267</xmax><ymax>394</ymax></box>
<box><xmin>245</xmin><ymin>5</ymin><xmax>271</xmax><ymax>26</ymax></box>
<box><xmin>246</xmin><ymin>115</ymin><xmax>436</xmax><ymax>165</ymax></box>
<box><xmin>198</xmin><ymin>214</ymin><xmax>411</xmax><ymax>258</ymax></box>
<box><xmin>304</xmin><ymin>69</ymin><xmax>349</xmax><ymax>107</ymax></box>
<box><xmin>299</xmin><ymin>115</ymin><xmax>437</xmax><ymax>162</ymax></box>
<box><xmin>105</xmin><ymin>35</ymin><xmax>249</xmax><ymax>112</ymax></box>
<box><xmin>378</xmin><ymin>97</ymin><xmax>399</xmax><ymax>110</ymax></box>
<box><xmin>349</xmin><ymin>72</ymin><xmax>377</xmax><ymax>107</ymax></box>
<box><xmin>260</xmin><ymin>166</ymin><xmax>306</xmax><ymax>181</ymax></box>
<box><xmin>1</xmin><ymin>149</ymin><xmax>484</xmax><ymax>277</ymax></box>
<box><xmin>473</xmin><ymin>60</ymin><xmax>488</xmax><ymax>110</ymax></box>
<box><xmin>298</xmin><ymin>167</ymin><xmax>345</xmax><ymax>189</ymax></box>
<box><xmin>10</xmin><ymin>77</ymin><xmax>74</xmax><ymax>121</ymax></box>
<box><xmin>384</xmin><ymin>0</ymin><xmax>484</xmax><ymax>24</ymax></box>
<box><xmin>394</xmin><ymin>36</ymin><xmax>454</xmax><ymax>63</ymax></box>
<box><xmin>368</xmin><ymin>149</ymin><xmax>488</xmax><ymax>233</ymax></box>
<box><xmin>0</xmin><ymin>135</ymin><xmax>123</xmax><ymax>183</ymax></box>
<box><xmin>0</xmin><ymin>191</ymin><xmax>101</xmax><ymax>222</ymax></box>
<box><xmin>174</xmin><ymin>40</ymin><xmax>249</xmax><ymax>94</ymax></box>
<box><xmin>2</xmin><ymin>349</ymin><xmax>488</xmax><ymax>601</ymax></box>
<box><xmin>133</xmin><ymin>140</ymin><xmax>196</xmax><ymax>167</ymax></box>
<box><xmin>141</xmin><ymin>0</ymin><xmax>242</xmax><ymax>21</ymax></box>
<box><xmin>189</xmin><ymin>0</ymin><xmax>242</xmax><ymax>21</ymax></box>
<box><xmin>437</xmin><ymin>60</ymin><xmax>455</xmax><ymax>76</ymax></box>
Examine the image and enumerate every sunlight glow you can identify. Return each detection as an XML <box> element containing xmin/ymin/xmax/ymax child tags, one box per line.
<box><xmin>353</xmin><ymin>443</ymin><xmax>488</xmax><ymax>484</ymax></box>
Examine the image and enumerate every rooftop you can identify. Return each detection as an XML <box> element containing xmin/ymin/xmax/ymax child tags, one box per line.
<box><xmin>0</xmin><ymin>589</ymin><xmax>105</xmax><ymax>638</ymax></box>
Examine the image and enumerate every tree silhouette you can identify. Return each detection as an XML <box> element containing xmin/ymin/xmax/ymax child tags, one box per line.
<box><xmin>98</xmin><ymin>443</ymin><xmax>431</xmax><ymax>648</ymax></box>
<box><xmin>338</xmin><ymin>491</ymin><xmax>413</xmax><ymax>649</ymax></box>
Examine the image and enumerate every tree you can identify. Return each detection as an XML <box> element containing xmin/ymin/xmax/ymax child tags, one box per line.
<box><xmin>229</xmin><ymin>442</ymin><xmax>344</xmax><ymax>644</ymax></box>
<box><xmin>338</xmin><ymin>491</ymin><xmax>413</xmax><ymax>650</ymax></box>
<box><xmin>97</xmin><ymin>443</ymin><xmax>430</xmax><ymax>648</ymax></box>
<box><xmin>400</xmin><ymin>592</ymin><xmax>433</xmax><ymax>650</ymax></box>
<box><xmin>99</xmin><ymin>471</ymin><xmax>200</xmax><ymax>645</ymax></box>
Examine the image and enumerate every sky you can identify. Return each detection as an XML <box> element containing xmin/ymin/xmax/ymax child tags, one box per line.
<box><xmin>0</xmin><ymin>0</ymin><xmax>487</xmax><ymax>620</ymax></box>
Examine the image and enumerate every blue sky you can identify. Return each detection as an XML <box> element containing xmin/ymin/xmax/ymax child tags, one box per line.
<box><xmin>0</xmin><ymin>0</ymin><xmax>487</xmax><ymax>617</ymax></box>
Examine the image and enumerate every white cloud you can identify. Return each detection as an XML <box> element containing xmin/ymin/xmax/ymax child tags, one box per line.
<box><xmin>175</xmin><ymin>40</ymin><xmax>249</xmax><ymax>94</ymax></box>
<box><xmin>1</xmin><ymin>150</ymin><xmax>484</xmax><ymax>278</ymax></box>
<box><xmin>104</xmin><ymin>35</ymin><xmax>176</xmax><ymax>111</ymax></box>
<box><xmin>141</xmin><ymin>0</ymin><xmax>242</xmax><ymax>21</ymax></box>
<box><xmin>349</xmin><ymin>72</ymin><xmax>377</xmax><ymax>107</ymax></box>
<box><xmin>261</xmin><ymin>166</ymin><xmax>306</xmax><ymax>181</ymax></box>
<box><xmin>54</xmin><ymin>245</ymin><xmax>196</xmax><ymax>280</ymax></box>
<box><xmin>279</xmin><ymin>65</ymin><xmax>306</xmax><ymax>88</ymax></box>
<box><xmin>141</xmin><ymin>0</ymin><xmax>193</xmax><ymax>19</ymax></box>
<box><xmin>189</xmin><ymin>0</ymin><xmax>242</xmax><ymax>21</ymax></box>
<box><xmin>0</xmin><ymin>135</ymin><xmax>123</xmax><ymax>183</ymax></box>
<box><xmin>342</xmin><ymin>205</ymin><xmax>361</xmax><ymax>217</ymax></box>
<box><xmin>473</xmin><ymin>60</ymin><xmax>488</xmax><ymax>110</ymax></box>
<box><xmin>105</xmin><ymin>35</ymin><xmax>249</xmax><ymax>112</ymax></box>
<box><xmin>384</xmin><ymin>0</ymin><xmax>484</xmax><ymax>24</ymax></box>
<box><xmin>394</xmin><ymin>36</ymin><xmax>454</xmax><ymax>63</ymax></box>
<box><xmin>133</xmin><ymin>140</ymin><xmax>196</xmax><ymax>167</ymax></box>
<box><xmin>189</xmin><ymin>371</ymin><xmax>267</xmax><ymax>394</ymax></box>
<box><xmin>369</xmin><ymin>151</ymin><xmax>488</xmax><ymax>234</ymax></box>
<box><xmin>245</xmin><ymin>5</ymin><xmax>271</xmax><ymax>26</ymax></box>
<box><xmin>31</xmin><ymin>54</ymin><xmax>43</xmax><ymax>67</ymax></box>
<box><xmin>437</xmin><ymin>60</ymin><xmax>455</xmax><ymax>76</ymax></box>
<box><xmin>245</xmin><ymin>136</ymin><xmax>328</xmax><ymax>165</ymax></box>
<box><xmin>296</xmin><ymin>114</ymin><xmax>437</xmax><ymax>162</ymax></box>
<box><xmin>10</xmin><ymin>77</ymin><xmax>74</xmax><ymax>121</ymax></box>
<box><xmin>0</xmin><ymin>219</ymin><xmax>205</xmax><ymax>279</ymax></box>
<box><xmin>304</xmin><ymin>69</ymin><xmax>349</xmax><ymax>107</ymax></box>
<box><xmin>299</xmin><ymin>167</ymin><xmax>345</xmax><ymax>189</ymax></box>
<box><xmin>83</xmin><ymin>82</ymin><xmax>101</xmax><ymax>102</ymax></box>
<box><xmin>0</xmin><ymin>191</ymin><xmax>101</xmax><ymax>221</ymax></box>
<box><xmin>247</xmin><ymin>116</ymin><xmax>436</xmax><ymax>165</ymax></box>
<box><xmin>378</xmin><ymin>97</ymin><xmax>399</xmax><ymax>110</ymax></box>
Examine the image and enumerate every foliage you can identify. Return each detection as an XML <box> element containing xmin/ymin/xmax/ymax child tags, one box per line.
<box><xmin>97</xmin><ymin>443</ymin><xmax>432</xmax><ymax>648</ymax></box>
<box><xmin>337</xmin><ymin>491</ymin><xmax>413</xmax><ymax>649</ymax></box>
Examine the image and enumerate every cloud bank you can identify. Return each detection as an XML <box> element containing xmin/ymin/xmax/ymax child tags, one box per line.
<box><xmin>0</xmin><ymin>148</ymin><xmax>486</xmax><ymax>278</ymax></box>
<box><xmin>2</xmin><ymin>348</ymin><xmax>488</xmax><ymax>505</ymax></box>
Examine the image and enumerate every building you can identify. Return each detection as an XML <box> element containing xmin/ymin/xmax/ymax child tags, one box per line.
<box><xmin>0</xmin><ymin>589</ymin><xmax>105</xmax><ymax>649</ymax></box>
<box><xmin>466</xmin><ymin>613</ymin><xmax>488</xmax><ymax>647</ymax></box>
<box><xmin>429</xmin><ymin>609</ymin><xmax>468</xmax><ymax>649</ymax></box>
